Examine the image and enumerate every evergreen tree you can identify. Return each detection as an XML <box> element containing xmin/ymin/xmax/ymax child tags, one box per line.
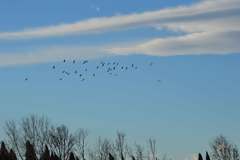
<box><xmin>206</xmin><ymin>152</ymin><xmax>211</xmax><ymax>160</ymax></box>
<box><xmin>50</xmin><ymin>153</ymin><xmax>60</xmax><ymax>160</ymax></box>
<box><xmin>9</xmin><ymin>149</ymin><xmax>17</xmax><ymax>160</ymax></box>
<box><xmin>109</xmin><ymin>153</ymin><xmax>114</xmax><ymax>160</ymax></box>
<box><xmin>40</xmin><ymin>146</ymin><xmax>50</xmax><ymax>160</ymax></box>
<box><xmin>0</xmin><ymin>141</ymin><xmax>9</xmax><ymax>160</ymax></box>
<box><xmin>25</xmin><ymin>141</ymin><xmax>37</xmax><ymax>160</ymax></box>
<box><xmin>69</xmin><ymin>152</ymin><xmax>75</xmax><ymax>160</ymax></box>
<box><xmin>199</xmin><ymin>154</ymin><xmax>203</xmax><ymax>160</ymax></box>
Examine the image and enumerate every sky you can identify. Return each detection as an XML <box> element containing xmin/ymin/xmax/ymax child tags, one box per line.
<box><xmin>0</xmin><ymin>0</ymin><xmax>240</xmax><ymax>160</ymax></box>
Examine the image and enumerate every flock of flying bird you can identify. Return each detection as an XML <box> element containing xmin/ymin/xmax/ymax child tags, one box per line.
<box><xmin>24</xmin><ymin>59</ymin><xmax>161</xmax><ymax>83</ymax></box>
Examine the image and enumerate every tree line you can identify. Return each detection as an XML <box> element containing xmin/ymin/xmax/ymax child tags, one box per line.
<box><xmin>1</xmin><ymin>115</ymin><xmax>239</xmax><ymax>160</ymax></box>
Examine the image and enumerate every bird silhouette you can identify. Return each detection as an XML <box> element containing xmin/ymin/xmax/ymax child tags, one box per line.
<box><xmin>24</xmin><ymin>78</ymin><xmax>28</xmax><ymax>81</ymax></box>
<box><xmin>52</xmin><ymin>65</ymin><xmax>56</xmax><ymax>69</ymax></box>
<box><xmin>100</xmin><ymin>62</ymin><xmax>105</xmax><ymax>67</ymax></box>
<box><xmin>65</xmin><ymin>71</ymin><xmax>70</xmax><ymax>76</ymax></box>
<box><xmin>83</xmin><ymin>60</ymin><xmax>88</xmax><ymax>64</ymax></box>
<box><xmin>63</xmin><ymin>59</ymin><xmax>66</xmax><ymax>63</ymax></box>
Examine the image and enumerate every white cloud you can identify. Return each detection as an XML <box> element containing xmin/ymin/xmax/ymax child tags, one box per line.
<box><xmin>0</xmin><ymin>0</ymin><xmax>239</xmax><ymax>40</ymax></box>
<box><xmin>108</xmin><ymin>30</ymin><xmax>240</xmax><ymax>56</ymax></box>
<box><xmin>0</xmin><ymin>46</ymin><xmax>110</xmax><ymax>67</ymax></box>
<box><xmin>0</xmin><ymin>0</ymin><xmax>240</xmax><ymax>67</ymax></box>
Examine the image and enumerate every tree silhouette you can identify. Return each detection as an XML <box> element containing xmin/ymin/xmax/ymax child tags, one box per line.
<box><xmin>69</xmin><ymin>152</ymin><xmax>76</xmax><ymax>160</ymax></box>
<box><xmin>40</xmin><ymin>145</ymin><xmax>50</xmax><ymax>160</ymax></box>
<box><xmin>206</xmin><ymin>152</ymin><xmax>211</xmax><ymax>160</ymax></box>
<box><xmin>25</xmin><ymin>141</ymin><xmax>37</xmax><ymax>160</ymax></box>
<box><xmin>211</xmin><ymin>135</ymin><xmax>239</xmax><ymax>160</ymax></box>
<box><xmin>0</xmin><ymin>142</ymin><xmax>9</xmax><ymax>160</ymax></box>
<box><xmin>109</xmin><ymin>153</ymin><xmax>115</xmax><ymax>160</ymax></box>
<box><xmin>9</xmin><ymin>149</ymin><xmax>17</xmax><ymax>160</ymax></box>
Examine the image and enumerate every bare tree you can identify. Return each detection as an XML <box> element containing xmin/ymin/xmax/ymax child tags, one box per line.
<box><xmin>115</xmin><ymin>132</ymin><xmax>127</xmax><ymax>160</ymax></box>
<box><xmin>93</xmin><ymin>137</ymin><xmax>116</xmax><ymax>160</ymax></box>
<box><xmin>21</xmin><ymin>115</ymin><xmax>50</xmax><ymax>156</ymax></box>
<box><xmin>75</xmin><ymin>129</ymin><xmax>88</xmax><ymax>160</ymax></box>
<box><xmin>5</xmin><ymin>120</ymin><xmax>24</xmax><ymax>160</ymax></box>
<box><xmin>148</xmin><ymin>139</ymin><xmax>157</xmax><ymax>160</ymax></box>
<box><xmin>210</xmin><ymin>135</ymin><xmax>239</xmax><ymax>160</ymax></box>
<box><xmin>49</xmin><ymin>125</ymin><xmax>75</xmax><ymax>160</ymax></box>
<box><xmin>135</xmin><ymin>144</ymin><xmax>144</xmax><ymax>160</ymax></box>
<box><xmin>5</xmin><ymin>115</ymin><xmax>51</xmax><ymax>159</ymax></box>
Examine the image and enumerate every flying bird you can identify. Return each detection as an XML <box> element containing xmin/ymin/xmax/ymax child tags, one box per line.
<box><xmin>65</xmin><ymin>71</ymin><xmax>70</xmax><ymax>76</ymax></box>
<box><xmin>83</xmin><ymin>60</ymin><xmax>88</xmax><ymax>64</ymax></box>
<box><xmin>100</xmin><ymin>62</ymin><xmax>105</xmax><ymax>67</ymax></box>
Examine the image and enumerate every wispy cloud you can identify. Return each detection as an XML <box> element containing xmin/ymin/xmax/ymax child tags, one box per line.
<box><xmin>0</xmin><ymin>0</ymin><xmax>239</xmax><ymax>67</ymax></box>
<box><xmin>0</xmin><ymin>46</ymin><xmax>109</xmax><ymax>67</ymax></box>
<box><xmin>108</xmin><ymin>30</ymin><xmax>240</xmax><ymax>56</ymax></box>
<box><xmin>0</xmin><ymin>0</ymin><xmax>239</xmax><ymax>40</ymax></box>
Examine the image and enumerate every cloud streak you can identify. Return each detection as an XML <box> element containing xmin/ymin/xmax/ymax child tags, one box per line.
<box><xmin>0</xmin><ymin>46</ymin><xmax>110</xmax><ymax>67</ymax></box>
<box><xmin>0</xmin><ymin>0</ymin><xmax>240</xmax><ymax>67</ymax></box>
<box><xmin>0</xmin><ymin>0</ymin><xmax>239</xmax><ymax>40</ymax></box>
<box><xmin>108</xmin><ymin>30</ymin><xmax>240</xmax><ymax>56</ymax></box>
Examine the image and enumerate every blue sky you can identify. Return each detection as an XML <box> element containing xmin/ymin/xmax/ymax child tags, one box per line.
<box><xmin>0</xmin><ymin>0</ymin><xmax>240</xmax><ymax>160</ymax></box>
